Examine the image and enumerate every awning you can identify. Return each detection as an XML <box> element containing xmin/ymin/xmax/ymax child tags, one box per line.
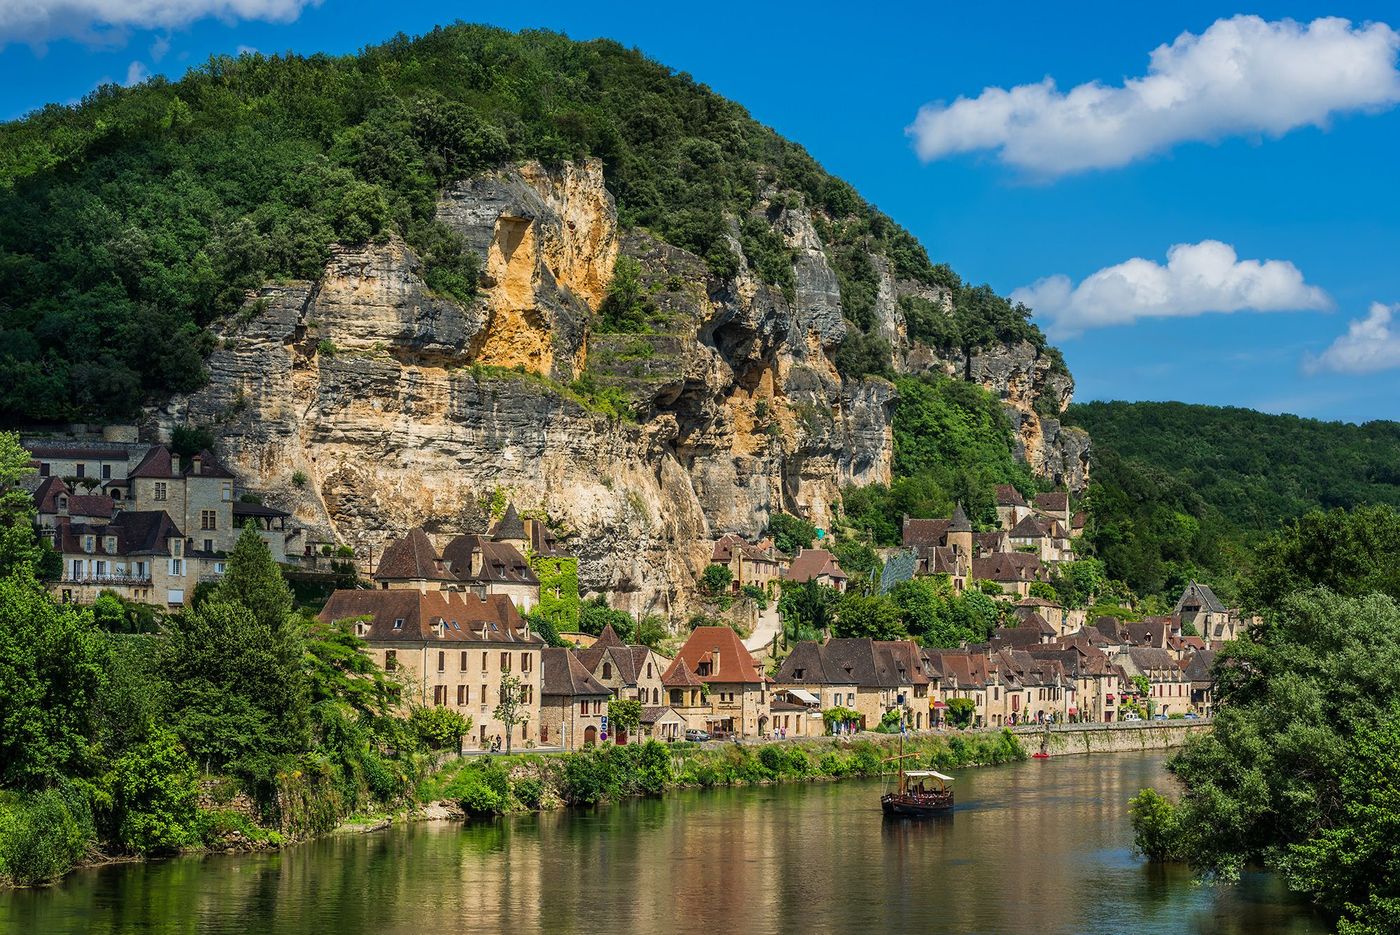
<box><xmin>785</xmin><ymin>689</ymin><xmax>820</xmax><ymax>704</ymax></box>
<box><xmin>1068</xmin><ymin>707</ymin><xmax>1078</xmax><ymax>714</ymax></box>
<box><xmin>905</xmin><ymin>770</ymin><xmax>955</xmax><ymax>782</ymax></box>
<box><xmin>931</xmin><ymin>701</ymin><xmax>949</xmax><ymax>709</ymax></box>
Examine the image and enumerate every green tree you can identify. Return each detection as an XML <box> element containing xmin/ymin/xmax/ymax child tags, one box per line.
<box><xmin>108</xmin><ymin>730</ymin><xmax>199</xmax><ymax>854</ymax></box>
<box><xmin>0</xmin><ymin>432</ymin><xmax>58</xmax><ymax>579</ymax></box>
<box><xmin>607</xmin><ymin>698</ymin><xmax>642</xmax><ymax>744</ymax></box>
<box><xmin>832</xmin><ymin>592</ymin><xmax>906</xmax><ymax>640</ymax></box>
<box><xmin>699</xmin><ymin>563</ymin><xmax>733</xmax><ymax>599</ymax></box>
<box><xmin>767</xmin><ymin>513</ymin><xmax>817</xmax><ymax>555</ymax></box>
<box><xmin>408</xmin><ymin>706</ymin><xmax>471</xmax><ymax>752</ymax></box>
<box><xmin>946</xmin><ymin>697</ymin><xmax>976</xmax><ymax>729</ymax></box>
<box><xmin>777</xmin><ymin>580</ymin><xmax>838</xmax><ymax>642</ymax></box>
<box><xmin>493</xmin><ymin>674</ymin><xmax>529</xmax><ymax>755</ymax></box>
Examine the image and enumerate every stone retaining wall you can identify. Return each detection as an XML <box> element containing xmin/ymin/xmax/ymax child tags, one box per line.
<box><xmin>1010</xmin><ymin>721</ymin><xmax>1210</xmax><ymax>758</ymax></box>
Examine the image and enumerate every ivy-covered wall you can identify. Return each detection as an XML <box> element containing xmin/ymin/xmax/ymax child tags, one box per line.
<box><xmin>531</xmin><ymin>554</ymin><xmax>581</xmax><ymax>630</ymax></box>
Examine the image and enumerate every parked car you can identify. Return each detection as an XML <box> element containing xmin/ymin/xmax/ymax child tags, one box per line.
<box><xmin>1184</xmin><ymin>712</ymin><xmax>1200</xmax><ymax>719</ymax></box>
<box><xmin>685</xmin><ymin>728</ymin><xmax>710</xmax><ymax>742</ymax></box>
<box><xmin>1153</xmin><ymin>713</ymin><xmax>1168</xmax><ymax>720</ymax></box>
<box><xmin>1121</xmin><ymin>712</ymin><xmax>1141</xmax><ymax>722</ymax></box>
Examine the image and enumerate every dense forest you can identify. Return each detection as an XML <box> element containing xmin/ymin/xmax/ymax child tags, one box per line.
<box><xmin>0</xmin><ymin>23</ymin><xmax>1054</xmax><ymax>423</ymax></box>
<box><xmin>1066</xmin><ymin>401</ymin><xmax>1400</xmax><ymax>600</ymax></box>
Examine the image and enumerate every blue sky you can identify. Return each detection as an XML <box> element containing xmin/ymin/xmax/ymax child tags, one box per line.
<box><xmin>3</xmin><ymin>1</ymin><xmax>1399</xmax><ymax>423</ymax></box>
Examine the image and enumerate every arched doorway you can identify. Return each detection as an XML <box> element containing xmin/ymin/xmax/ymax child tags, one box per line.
<box><xmin>584</xmin><ymin>725</ymin><xmax>597</xmax><ymax>746</ymax></box>
<box><xmin>758</xmin><ymin>715</ymin><xmax>769</xmax><ymax>737</ymax></box>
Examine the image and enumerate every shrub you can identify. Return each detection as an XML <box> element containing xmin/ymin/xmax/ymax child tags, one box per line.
<box><xmin>1129</xmin><ymin>788</ymin><xmax>1181</xmax><ymax>861</ymax></box>
<box><xmin>512</xmin><ymin>776</ymin><xmax>545</xmax><ymax>810</ymax></box>
<box><xmin>635</xmin><ymin>741</ymin><xmax>672</xmax><ymax>797</ymax></box>
<box><xmin>291</xmin><ymin>470</ymin><xmax>309</xmax><ymax>488</ymax></box>
<box><xmin>847</xmin><ymin>742</ymin><xmax>884</xmax><ymax>778</ymax></box>
<box><xmin>818</xmin><ymin>751</ymin><xmax>850</xmax><ymax>777</ymax></box>
<box><xmin>0</xmin><ymin>786</ymin><xmax>94</xmax><ymax>885</ymax></box>
<box><xmin>408</xmin><ymin>707</ymin><xmax>470</xmax><ymax>752</ymax></box>
<box><xmin>109</xmin><ymin>730</ymin><xmax>200</xmax><ymax>854</ymax></box>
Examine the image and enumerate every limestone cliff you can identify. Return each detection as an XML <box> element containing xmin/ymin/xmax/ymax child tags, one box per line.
<box><xmin>153</xmin><ymin>158</ymin><xmax>1085</xmax><ymax>616</ymax></box>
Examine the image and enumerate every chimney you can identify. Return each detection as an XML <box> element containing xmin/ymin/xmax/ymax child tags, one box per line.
<box><xmin>192</xmin><ymin>456</ymin><xmax>202</xmax><ymax>475</ymax></box>
<box><xmin>471</xmin><ymin>548</ymin><xmax>484</xmax><ymax>577</ymax></box>
<box><xmin>711</xmin><ymin>649</ymin><xmax>721</xmax><ymax>674</ymax></box>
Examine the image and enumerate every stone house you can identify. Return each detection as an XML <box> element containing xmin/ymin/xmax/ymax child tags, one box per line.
<box><xmin>319</xmin><ymin>589</ymin><xmax>544</xmax><ymax>750</ymax></box>
<box><xmin>572</xmin><ymin>624</ymin><xmax>671</xmax><ymax>708</ymax></box>
<box><xmin>372</xmin><ymin>523</ymin><xmax>543</xmax><ymax>613</ymax></box>
<box><xmin>771</xmin><ymin>637</ymin><xmax>931</xmax><ymax>730</ymax></box>
<box><xmin>1182</xmin><ymin>649</ymin><xmax>1217</xmax><ymax>718</ymax></box>
<box><xmin>640</xmin><ymin>707</ymin><xmax>687</xmax><ymax>742</ymax></box>
<box><xmin>995</xmin><ymin>484</ymin><xmax>1030</xmax><ymax>530</ymax></box>
<box><xmin>1175</xmin><ymin>581</ymin><xmax>1241</xmax><ymax>643</ymax></box>
<box><xmin>51</xmin><ymin>510</ymin><xmax>194</xmax><ymax>607</ymax></box>
<box><xmin>901</xmin><ymin>505</ymin><xmax>974</xmax><ymax>591</ymax></box>
<box><xmin>1116</xmin><ymin>646</ymin><xmax>1192</xmax><ymax>717</ymax></box>
<box><xmin>1007</xmin><ymin>514</ymin><xmax>1074</xmax><ymax>563</ymax></box>
<box><xmin>1032</xmin><ymin>491</ymin><xmax>1071</xmax><ymax>529</ymax></box>
<box><xmin>1015</xmin><ymin>596</ymin><xmax>1068</xmax><ymax>635</ymax></box>
<box><xmin>711</xmin><ymin>533</ymin><xmax>788</xmax><ymax>596</ymax></box>
<box><xmin>129</xmin><ymin>446</ymin><xmax>251</xmax><ymax>558</ymax></box>
<box><xmin>925</xmin><ymin>650</ymin><xmax>997</xmax><ymax>729</ymax></box>
<box><xmin>782</xmin><ymin>548</ymin><xmax>849</xmax><ymax>591</ymax></box>
<box><xmin>540</xmin><ymin>646</ymin><xmax>610</xmax><ymax>750</ymax></box>
<box><xmin>971</xmin><ymin>552</ymin><xmax>1045</xmax><ymax>598</ymax></box>
<box><xmin>661</xmin><ymin>626</ymin><xmax>769</xmax><ymax>738</ymax></box>
<box><xmin>26</xmin><ymin>443</ymin><xmax>135</xmax><ymax>497</ymax></box>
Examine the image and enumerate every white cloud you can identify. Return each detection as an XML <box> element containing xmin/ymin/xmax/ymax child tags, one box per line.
<box><xmin>149</xmin><ymin>34</ymin><xmax>169</xmax><ymax>62</ymax></box>
<box><xmin>1304</xmin><ymin>302</ymin><xmax>1400</xmax><ymax>375</ymax></box>
<box><xmin>1012</xmin><ymin>240</ymin><xmax>1331</xmax><ymax>338</ymax></box>
<box><xmin>908</xmin><ymin>15</ymin><xmax>1400</xmax><ymax>176</ymax></box>
<box><xmin>0</xmin><ymin>1</ymin><xmax>320</xmax><ymax>46</ymax></box>
<box><xmin>124</xmin><ymin>60</ymin><xmax>147</xmax><ymax>85</ymax></box>
<box><xmin>236</xmin><ymin>44</ymin><xmax>258</xmax><ymax>55</ymax></box>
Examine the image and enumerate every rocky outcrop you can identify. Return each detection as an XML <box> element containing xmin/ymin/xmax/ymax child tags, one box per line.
<box><xmin>153</xmin><ymin>158</ymin><xmax>1085</xmax><ymax>616</ymax></box>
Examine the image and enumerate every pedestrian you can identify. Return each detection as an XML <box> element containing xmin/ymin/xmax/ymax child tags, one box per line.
<box><xmin>780</xmin><ymin>725</ymin><xmax>786</xmax><ymax>740</ymax></box>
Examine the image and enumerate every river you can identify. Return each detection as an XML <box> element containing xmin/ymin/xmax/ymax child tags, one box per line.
<box><xmin>1</xmin><ymin>750</ymin><xmax>1326</xmax><ymax>935</ymax></box>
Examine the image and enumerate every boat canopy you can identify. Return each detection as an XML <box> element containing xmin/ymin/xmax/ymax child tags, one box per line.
<box><xmin>904</xmin><ymin>770</ymin><xmax>954</xmax><ymax>782</ymax></box>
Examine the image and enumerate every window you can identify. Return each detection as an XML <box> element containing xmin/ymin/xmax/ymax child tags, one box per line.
<box><xmin>83</xmin><ymin>536</ymin><xmax>95</xmax><ymax>553</ymax></box>
<box><xmin>652</xmin><ymin>688</ymin><xmax>659</xmax><ymax>705</ymax></box>
<box><xmin>521</xmin><ymin>652</ymin><xmax>531</xmax><ymax>672</ymax></box>
<box><xmin>457</xmin><ymin>685</ymin><xmax>465</xmax><ymax>705</ymax></box>
<box><xmin>392</xmin><ymin>618</ymin><xmax>404</xmax><ymax>630</ymax></box>
<box><xmin>169</xmin><ymin>559</ymin><xmax>184</xmax><ymax>576</ymax></box>
<box><xmin>647</xmin><ymin>662</ymin><xmax>653</xmax><ymax>678</ymax></box>
<box><xmin>167</xmin><ymin>589</ymin><xmax>184</xmax><ymax>605</ymax></box>
<box><xmin>95</xmin><ymin>561</ymin><xmax>106</xmax><ymax>576</ymax></box>
<box><xmin>385</xmin><ymin>650</ymin><xmax>397</xmax><ymax>671</ymax></box>
<box><xmin>482</xmin><ymin>652</ymin><xmax>488</xmax><ymax>672</ymax></box>
<box><xmin>172</xmin><ymin>539</ymin><xmax>183</xmax><ymax>557</ymax></box>
<box><xmin>221</xmin><ymin>482</ymin><xmax>232</xmax><ymax>502</ymax></box>
<box><xmin>437</xmin><ymin>651</ymin><xmax>445</xmax><ymax>672</ymax></box>
<box><xmin>201</xmin><ymin>510</ymin><xmax>217</xmax><ymax>531</ymax></box>
<box><xmin>501</xmin><ymin>652</ymin><xmax>511</xmax><ymax>672</ymax></box>
<box><xmin>154</xmin><ymin>482</ymin><xmax>167</xmax><ymax>501</ymax></box>
<box><xmin>602</xmin><ymin>661</ymin><xmax>612</xmax><ymax>679</ymax></box>
<box><xmin>70</xmin><ymin>559</ymin><xmax>82</xmax><ymax>579</ymax></box>
<box><xmin>203</xmin><ymin>539</ymin><xmax>213</xmax><ymax>553</ymax></box>
<box><xmin>460</xmin><ymin>651</ymin><xmax>469</xmax><ymax>671</ymax></box>
<box><xmin>39</xmin><ymin>462</ymin><xmax>49</xmax><ymax>477</ymax></box>
<box><xmin>75</xmin><ymin>463</ymin><xmax>85</xmax><ymax>478</ymax></box>
<box><xmin>104</xmin><ymin>536</ymin><xmax>116</xmax><ymax>553</ymax></box>
<box><xmin>433</xmin><ymin>686</ymin><xmax>446</xmax><ymax>706</ymax></box>
<box><xmin>102</xmin><ymin>464</ymin><xmax>112</xmax><ymax>480</ymax></box>
<box><xmin>580</xmin><ymin>701</ymin><xmax>588</xmax><ymax>715</ymax></box>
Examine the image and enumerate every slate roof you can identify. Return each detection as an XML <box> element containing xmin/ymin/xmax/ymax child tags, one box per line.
<box><xmin>1015</xmin><ymin>596</ymin><xmax>1061</xmax><ymax>609</ymax></box>
<box><xmin>902</xmin><ymin>517</ymin><xmax>951</xmax><ymax>549</ymax></box>
<box><xmin>128</xmin><ymin>445</ymin><xmax>235</xmax><ymax>480</ymax></box>
<box><xmin>33</xmin><ymin>476</ymin><xmax>69</xmax><ymax>513</ymax></box>
<box><xmin>641</xmin><ymin>705</ymin><xmax>684</xmax><ymax>724</ymax></box>
<box><xmin>664</xmin><ymin>626</ymin><xmax>763</xmax><ymax>685</ymax></box>
<box><xmin>974</xmin><ymin>531</ymin><xmax>1008</xmax><ymax>555</ymax></box>
<box><xmin>129</xmin><ymin>445</ymin><xmax>176</xmax><ymax>479</ymax></box>
<box><xmin>783</xmin><ymin>548</ymin><xmax>847</xmax><ymax>584</ymax></box>
<box><xmin>574</xmin><ymin>624</ymin><xmax>656</xmax><ymax>687</ymax></box>
<box><xmin>526</xmin><ymin>519</ymin><xmax>569</xmax><ymax>558</ymax></box>
<box><xmin>183</xmin><ymin>449</ymin><xmax>235</xmax><ymax>479</ymax></box>
<box><xmin>374</xmin><ymin>527</ymin><xmax>456</xmax><ymax>582</ymax></box>
<box><xmin>661</xmin><ymin>657</ymin><xmax>703</xmax><ymax>689</ymax></box>
<box><xmin>55</xmin><ymin>510</ymin><xmax>182</xmax><ymax>557</ymax></box>
<box><xmin>772</xmin><ymin>638</ymin><xmax>924</xmax><ymax>689</ymax></box>
<box><xmin>490</xmin><ymin>503</ymin><xmax>526</xmax><ymax>541</ymax></box>
<box><xmin>1127</xmin><ymin>646</ymin><xmax>1185</xmax><ymax>678</ymax></box>
<box><xmin>1010</xmin><ymin>514</ymin><xmax>1065</xmax><ymax>540</ymax></box>
<box><xmin>1177</xmin><ymin>581</ymin><xmax>1228</xmax><ymax>614</ymax></box>
<box><xmin>972</xmin><ymin>552</ymin><xmax>1043</xmax><ymax>583</ymax></box>
<box><xmin>949</xmin><ymin>502</ymin><xmax>972</xmax><ymax>533</ymax></box>
<box><xmin>541</xmin><ymin>647</ymin><xmax>610</xmax><ymax>697</ymax></box>
<box><xmin>995</xmin><ymin>485</ymin><xmax>1027</xmax><ymax>507</ymax></box>
<box><xmin>318</xmin><ymin>589</ymin><xmax>541</xmax><ymax>644</ymax></box>
<box><xmin>440</xmin><ymin>534</ymin><xmax>538</xmax><ymax>585</ymax></box>
<box><xmin>26</xmin><ymin>444</ymin><xmax>129</xmax><ymax>461</ymax></box>
<box><xmin>1033</xmin><ymin>491</ymin><xmax>1069</xmax><ymax>514</ymax></box>
<box><xmin>1182</xmin><ymin>649</ymin><xmax>1218</xmax><ymax>684</ymax></box>
<box><xmin>67</xmin><ymin>494</ymin><xmax>115</xmax><ymax>519</ymax></box>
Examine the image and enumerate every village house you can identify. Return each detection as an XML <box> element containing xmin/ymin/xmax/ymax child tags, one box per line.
<box><xmin>1183</xmin><ymin>649</ymin><xmax>1218</xmax><ymax>718</ymax></box>
<box><xmin>1031</xmin><ymin>491</ymin><xmax>1072</xmax><ymax>529</ymax></box>
<box><xmin>900</xmin><ymin>505</ymin><xmax>974</xmax><ymax>591</ymax></box>
<box><xmin>782</xmin><ymin>548</ymin><xmax>849</xmax><ymax>591</ymax></box>
<box><xmin>318</xmin><ymin>589</ymin><xmax>545</xmax><ymax>750</ymax></box>
<box><xmin>971</xmin><ymin>551</ymin><xmax>1045</xmax><ymax>599</ymax></box>
<box><xmin>372</xmin><ymin>512</ymin><xmax>548</xmax><ymax>613</ymax></box>
<box><xmin>540</xmin><ymin>646</ymin><xmax>610</xmax><ymax>750</ymax></box>
<box><xmin>925</xmin><ymin>650</ymin><xmax>998</xmax><ymax>729</ymax></box>
<box><xmin>993</xmin><ymin>648</ymin><xmax>1075</xmax><ymax>725</ymax></box>
<box><xmin>772</xmin><ymin>637</ymin><xmax>932</xmax><ymax>730</ymax></box>
<box><xmin>639</xmin><ymin>707</ymin><xmax>687</xmax><ymax>742</ymax></box>
<box><xmin>1175</xmin><ymin>581</ymin><xmax>1242</xmax><ymax>643</ymax></box>
<box><xmin>25</xmin><ymin>443</ymin><xmax>136</xmax><ymax>499</ymax></box>
<box><xmin>1007</xmin><ymin>513</ymin><xmax>1075</xmax><ymax>563</ymax></box>
<box><xmin>711</xmin><ymin>533</ymin><xmax>788</xmax><ymax>595</ymax></box>
<box><xmin>994</xmin><ymin>485</ymin><xmax>1031</xmax><ymax>530</ymax></box>
<box><xmin>128</xmin><ymin>446</ymin><xmax>254</xmax><ymax>558</ymax></box>
<box><xmin>1115</xmin><ymin>646</ymin><xmax>1192</xmax><ymax>717</ymax></box>
<box><xmin>1015</xmin><ymin>596</ymin><xmax>1068</xmax><ymax>635</ymax></box>
<box><xmin>661</xmin><ymin>626</ymin><xmax>769</xmax><ymax>738</ymax></box>
<box><xmin>51</xmin><ymin>510</ymin><xmax>193</xmax><ymax>607</ymax></box>
<box><xmin>572</xmin><ymin>624</ymin><xmax>671</xmax><ymax>708</ymax></box>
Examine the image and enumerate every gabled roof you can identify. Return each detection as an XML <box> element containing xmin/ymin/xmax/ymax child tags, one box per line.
<box><xmin>662</xmin><ymin>656</ymin><xmax>703</xmax><ymax>688</ymax></box>
<box><xmin>1177</xmin><ymin>581</ymin><xmax>1228</xmax><ymax>614</ymax></box>
<box><xmin>1182</xmin><ymin>649</ymin><xmax>1218</xmax><ymax>683</ymax></box>
<box><xmin>318</xmin><ymin>589</ymin><xmax>541</xmax><ymax>644</ymax></box>
<box><xmin>33</xmin><ymin>476</ymin><xmax>70</xmax><ymax>513</ymax></box>
<box><xmin>67</xmin><ymin>494</ymin><xmax>114</xmax><ymax>519</ymax></box>
<box><xmin>1071</xmin><ymin>511</ymin><xmax>1087</xmax><ymax>531</ymax></box>
<box><xmin>973</xmin><ymin>531</ymin><xmax>1007</xmax><ymax>555</ymax></box>
<box><xmin>541</xmin><ymin>647</ymin><xmax>610</xmax><ymax>697</ymax></box>
<box><xmin>664</xmin><ymin>626</ymin><xmax>763</xmax><ymax>685</ymax></box>
<box><xmin>440</xmin><ymin>534</ymin><xmax>538</xmax><ymax>585</ymax></box>
<box><xmin>995</xmin><ymin>485</ymin><xmax>1027</xmax><ymax>507</ymax></box>
<box><xmin>490</xmin><ymin>504</ymin><xmax>526</xmax><ymax>541</ymax></box>
<box><xmin>783</xmin><ymin>548</ymin><xmax>847</xmax><ymax>584</ymax></box>
<box><xmin>526</xmin><ymin>518</ymin><xmax>569</xmax><ymax>558</ymax></box>
<box><xmin>903</xmin><ymin>517</ymin><xmax>951</xmax><ymax>549</ymax></box>
<box><xmin>129</xmin><ymin>445</ymin><xmax>176</xmax><ymax>479</ymax></box>
<box><xmin>55</xmin><ymin>510</ymin><xmax>182</xmax><ymax>557</ymax></box>
<box><xmin>374</xmin><ymin>527</ymin><xmax>455</xmax><ymax>581</ymax></box>
<box><xmin>1010</xmin><ymin>514</ymin><xmax>1061</xmax><ymax>539</ymax></box>
<box><xmin>972</xmin><ymin>552</ymin><xmax>1043</xmax><ymax>583</ymax></box>
<box><xmin>183</xmin><ymin>449</ymin><xmax>236</xmax><ymax>479</ymax></box>
<box><xmin>1033</xmin><ymin>491</ymin><xmax>1069</xmax><ymax>513</ymax></box>
<box><xmin>641</xmin><ymin>706</ymin><xmax>684</xmax><ymax>724</ymax></box>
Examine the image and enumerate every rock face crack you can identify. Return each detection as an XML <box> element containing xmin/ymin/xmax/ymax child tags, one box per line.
<box><xmin>150</xmin><ymin>159</ymin><xmax>1086</xmax><ymax>616</ymax></box>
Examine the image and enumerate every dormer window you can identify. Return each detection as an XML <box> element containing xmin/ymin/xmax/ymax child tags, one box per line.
<box><xmin>392</xmin><ymin>618</ymin><xmax>404</xmax><ymax>630</ymax></box>
<box><xmin>192</xmin><ymin>457</ymin><xmax>202</xmax><ymax>474</ymax></box>
<box><xmin>58</xmin><ymin>495</ymin><xmax>68</xmax><ymax>510</ymax></box>
<box><xmin>83</xmin><ymin>536</ymin><xmax>95</xmax><ymax>553</ymax></box>
<box><xmin>104</xmin><ymin>536</ymin><xmax>117</xmax><ymax>554</ymax></box>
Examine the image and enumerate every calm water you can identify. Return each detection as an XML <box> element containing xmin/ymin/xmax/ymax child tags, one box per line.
<box><xmin>2</xmin><ymin>751</ymin><xmax>1326</xmax><ymax>935</ymax></box>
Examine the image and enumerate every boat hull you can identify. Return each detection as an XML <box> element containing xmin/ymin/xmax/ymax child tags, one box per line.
<box><xmin>881</xmin><ymin>794</ymin><xmax>954</xmax><ymax>817</ymax></box>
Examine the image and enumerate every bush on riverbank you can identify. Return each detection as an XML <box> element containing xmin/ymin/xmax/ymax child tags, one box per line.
<box><xmin>0</xmin><ymin>786</ymin><xmax>95</xmax><ymax>886</ymax></box>
<box><xmin>420</xmin><ymin>731</ymin><xmax>1027</xmax><ymax>819</ymax></box>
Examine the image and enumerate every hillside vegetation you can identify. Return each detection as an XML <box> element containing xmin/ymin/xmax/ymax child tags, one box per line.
<box><xmin>0</xmin><ymin>23</ymin><xmax>1055</xmax><ymax>423</ymax></box>
<box><xmin>1066</xmin><ymin>401</ymin><xmax>1400</xmax><ymax>600</ymax></box>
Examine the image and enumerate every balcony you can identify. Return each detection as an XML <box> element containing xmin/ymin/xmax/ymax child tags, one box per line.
<box><xmin>65</xmin><ymin>573</ymin><xmax>153</xmax><ymax>587</ymax></box>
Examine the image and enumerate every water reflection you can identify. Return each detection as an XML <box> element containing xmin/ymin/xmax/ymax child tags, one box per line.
<box><xmin>0</xmin><ymin>751</ymin><xmax>1326</xmax><ymax>935</ymax></box>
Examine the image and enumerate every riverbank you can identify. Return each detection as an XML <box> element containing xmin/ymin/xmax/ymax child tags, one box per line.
<box><xmin>3</xmin><ymin>723</ymin><xmax>1206</xmax><ymax>887</ymax></box>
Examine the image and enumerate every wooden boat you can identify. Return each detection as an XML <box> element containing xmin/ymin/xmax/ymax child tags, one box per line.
<box><xmin>881</xmin><ymin>736</ymin><xmax>954</xmax><ymax>816</ymax></box>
